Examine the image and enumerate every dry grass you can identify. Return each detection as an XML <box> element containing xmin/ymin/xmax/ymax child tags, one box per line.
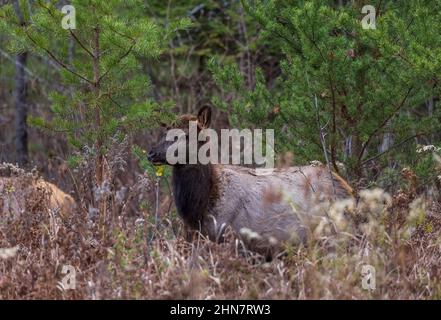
<box><xmin>1</xmin><ymin>163</ymin><xmax>441</xmax><ymax>300</ymax></box>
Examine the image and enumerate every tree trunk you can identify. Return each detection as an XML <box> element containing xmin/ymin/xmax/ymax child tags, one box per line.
<box><xmin>427</xmin><ymin>97</ymin><xmax>434</xmax><ymax>142</ymax></box>
<box><xmin>14</xmin><ymin>52</ymin><xmax>28</xmax><ymax>166</ymax></box>
<box><xmin>13</xmin><ymin>0</ymin><xmax>28</xmax><ymax>166</ymax></box>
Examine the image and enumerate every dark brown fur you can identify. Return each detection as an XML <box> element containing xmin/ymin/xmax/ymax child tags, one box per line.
<box><xmin>172</xmin><ymin>163</ymin><xmax>219</xmax><ymax>230</ymax></box>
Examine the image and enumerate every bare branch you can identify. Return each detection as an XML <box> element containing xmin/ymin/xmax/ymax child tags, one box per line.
<box><xmin>361</xmin><ymin>133</ymin><xmax>422</xmax><ymax>165</ymax></box>
<box><xmin>25</xmin><ymin>32</ymin><xmax>93</xmax><ymax>85</ymax></box>
<box><xmin>357</xmin><ymin>86</ymin><xmax>414</xmax><ymax>164</ymax></box>
<box><xmin>313</xmin><ymin>94</ymin><xmax>338</xmax><ymax>199</ymax></box>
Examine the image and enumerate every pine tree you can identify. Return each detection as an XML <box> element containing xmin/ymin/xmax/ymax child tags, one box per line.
<box><xmin>210</xmin><ymin>0</ymin><xmax>441</xmax><ymax>183</ymax></box>
<box><xmin>0</xmin><ymin>0</ymin><xmax>190</xmax><ymax>225</ymax></box>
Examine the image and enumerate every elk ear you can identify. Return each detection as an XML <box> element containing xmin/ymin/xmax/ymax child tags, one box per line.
<box><xmin>197</xmin><ymin>105</ymin><xmax>211</xmax><ymax>129</ymax></box>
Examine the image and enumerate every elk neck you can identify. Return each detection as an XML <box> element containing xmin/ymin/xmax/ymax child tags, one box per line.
<box><xmin>172</xmin><ymin>163</ymin><xmax>219</xmax><ymax>230</ymax></box>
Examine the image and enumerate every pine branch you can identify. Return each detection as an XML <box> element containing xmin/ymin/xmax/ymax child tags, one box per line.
<box><xmin>98</xmin><ymin>42</ymin><xmax>135</xmax><ymax>83</ymax></box>
<box><xmin>25</xmin><ymin>31</ymin><xmax>93</xmax><ymax>85</ymax></box>
<box><xmin>69</xmin><ymin>30</ymin><xmax>94</xmax><ymax>58</ymax></box>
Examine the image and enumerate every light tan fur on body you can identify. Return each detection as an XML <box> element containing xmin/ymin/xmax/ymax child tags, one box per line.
<box><xmin>0</xmin><ymin>176</ymin><xmax>76</xmax><ymax>217</ymax></box>
<box><xmin>203</xmin><ymin>164</ymin><xmax>352</xmax><ymax>256</ymax></box>
<box><xmin>148</xmin><ymin>106</ymin><xmax>353</xmax><ymax>257</ymax></box>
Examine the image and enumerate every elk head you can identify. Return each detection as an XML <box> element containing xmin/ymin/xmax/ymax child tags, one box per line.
<box><xmin>147</xmin><ymin>106</ymin><xmax>212</xmax><ymax>166</ymax></box>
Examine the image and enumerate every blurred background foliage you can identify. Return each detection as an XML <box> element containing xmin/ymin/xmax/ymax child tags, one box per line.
<box><xmin>1</xmin><ymin>0</ymin><xmax>440</xmax><ymax>300</ymax></box>
<box><xmin>0</xmin><ymin>0</ymin><xmax>440</xmax><ymax>199</ymax></box>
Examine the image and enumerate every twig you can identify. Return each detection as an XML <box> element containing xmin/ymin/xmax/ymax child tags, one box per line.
<box><xmin>69</xmin><ymin>30</ymin><xmax>94</xmax><ymax>58</ymax></box>
<box><xmin>155</xmin><ymin>176</ymin><xmax>160</xmax><ymax>230</ymax></box>
<box><xmin>357</xmin><ymin>86</ymin><xmax>413</xmax><ymax>164</ymax></box>
<box><xmin>361</xmin><ymin>133</ymin><xmax>422</xmax><ymax>165</ymax></box>
<box><xmin>25</xmin><ymin>32</ymin><xmax>93</xmax><ymax>85</ymax></box>
<box><xmin>313</xmin><ymin>94</ymin><xmax>338</xmax><ymax>199</ymax></box>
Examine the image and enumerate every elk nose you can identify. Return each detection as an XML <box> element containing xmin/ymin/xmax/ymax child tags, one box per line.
<box><xmin>147</xmin><ymin>150</ymin><xmax>157</xmax><ymax>162</ymax></box>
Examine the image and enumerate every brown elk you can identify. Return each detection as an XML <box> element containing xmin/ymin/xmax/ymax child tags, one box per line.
<box><xmin>0</xmin><ymin>175</ymin><xmax>76</xmax><ymax>218</ymax></box>
<box><xmin>148</xmin><ymin>106</ymin><xmax>353</xmax><ymax>257</ymax></box>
